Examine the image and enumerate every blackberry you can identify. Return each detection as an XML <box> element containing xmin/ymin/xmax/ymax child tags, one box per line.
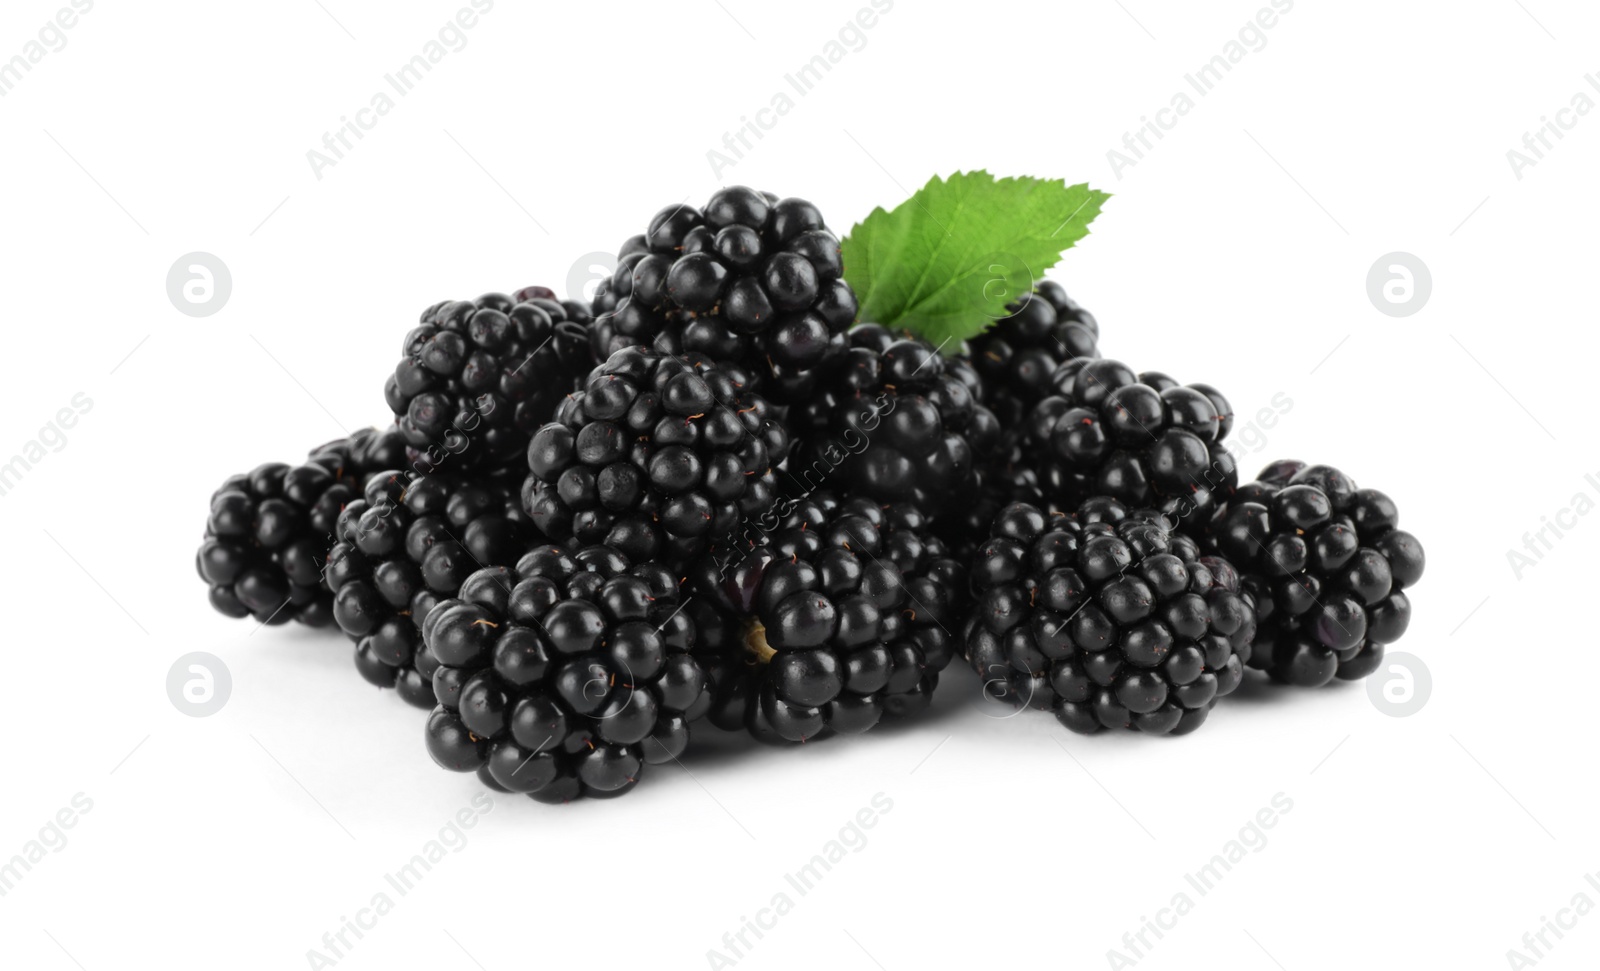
<box><xmin>963</xmin><ymin>499</ymin><xmax>1254</xmax><ymax>735</ymax></box>
<box><xmin>787</xmin><ymin>327</ymin><xmax>1001</xmax><ymax>522</ymax></box>
<box><xmin>589</xmin><ymin>188</ymin><xmax>858</xmax><ymax>390</ymax></box>
<box><xmin>946</xmin><ymin>283</ymin><xmax>1101</xmax><ymax>557</ymax></box>
<box><xmin>1026</xmin><ymin>358</ymin><xmax>1238</xmax><ymax>534</ymax></box>
<box><xmin>422</xmin><ymin>543</ymin><xmax>706</xmax><ymax>801</ymax></box>
<box><xmin>943</xmin><ymin>454</ymin><xmax>1047</xmax><ymax>566</ymax></box>
<box><xmin>970</xmin><ymin>281</ymin><xmax>1100</xmax><ymax>427</ymax></box>
<box><xmin>323</xmin><ymin>469</ymin><xmax>532</xmax><ymax>708</ymax></box>
<box><xmin>523</xmin><ymin>345</ymin><xmax>789</xmax><ymax>566</ymax></box>
<box><xmin>586</xmin><ymin>235</ymin><xmax>644</xmax><ymax>352</ymax></box>
<box><xmin>690</xmin><ymin>491</ymin><xmax>963</xmax><ymax>743</ymax></box>
<box><xmin>384</xmin><ymin>287</ymin><xmax>593</xmax><ymax>476</ymax></box>
<box><xmin>196</xmin><ymin>426</ymin><xmax>405</xmax><ymax>627</ymax></box>
<box><xmin>942</xmin><ymin>388</ymin><xmax>1050</xmax><ymax>562</ymax></box>
<box><xmin>1208</xmin><ymin>461</ymin><xmax>1425</xmax><ymax>686</ymax></box>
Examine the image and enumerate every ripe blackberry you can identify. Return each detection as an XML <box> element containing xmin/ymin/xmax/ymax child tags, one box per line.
<box><xmin>523</xmin><ymin>346</ymin><xmax>789</xmax><ymax>566</ymax></box>
<box><xmin>196</xmin><ymin>426</ymin><xmax>405</xmax><ymax>627</ymax></box>
<box><xmin>947</xmin><ymin>283</ymin><xmax>1100</xmax><ymax>556</ymax></box>
<box><xmin>1027</xmin><ymin>358</ymin><xmax>1237</xmax><ymax>534</ymax></box>
<box><xmin>384</xmin><ymin>287</ymin><xmax>593</xmax><ymax>475</ymax></box>
<box><xmin>1209</xmin><ymin>461</ymin><xmax>1425</xmax><ymax>686</ymax></box>
<box><xmin>787</xmin><ymin>327</ymin><xmax>1001</xmax><ymax>522</ymax></box>
<box><xmin>970</xmin><ymin>281</ymin><xmax>1100</xmax><ymax>427</ymax></box>
<box><xmin>422</xmin><ymin>543</ymin><xmax>706</xmax><ymax>801</ymax></box>
<box><xmin>690</xmin><ymin>491</ymin><xmax>963</xmax><ymax>743</ymax></box>
<box><xmin>323</xmin><ymin>469</ymin><xmax>532</xmax><ymax>708</ymax></box>
<box><xmin>943</xmin><ymin>451</ymin><xmax>1047</xmax><ymax>565</ymax></box>
<box><xmin>589</xmin><ymin>187</ymin><xmax>858</xmax><ymax>389</ymax></box>
<box><xmin>963</xmin><ymin>499</ymin><xmax>1254</xmax><ymax>735</ymax></box>
<box><xmin>586</xmin><ymin>236</ymin><xmax>645</xmax><ymax>357</ymax></box>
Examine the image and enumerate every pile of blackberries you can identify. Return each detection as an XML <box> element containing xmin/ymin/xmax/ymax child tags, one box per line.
<box><xmin>196</xmin><ymin>187</ymin><xmax>1426</xmax><ymax>802</ymax></box>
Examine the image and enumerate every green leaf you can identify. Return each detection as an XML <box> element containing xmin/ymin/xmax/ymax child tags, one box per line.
<box><xmin>840</xmin><ymin>171</ymin><xmax>1109</xmax><ymax>351</ymax></box>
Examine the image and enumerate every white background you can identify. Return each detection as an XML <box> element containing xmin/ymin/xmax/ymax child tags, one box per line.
<box><xmin>0</xmin><ymin>1</ymin><xmax>1592</xmax><ymax>969</ymax></box>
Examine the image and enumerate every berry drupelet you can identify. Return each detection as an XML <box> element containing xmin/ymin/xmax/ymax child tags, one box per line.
<box><xmin>1027</xmin><ymin>358</ymin><xmax>1237</xmax><ymax>534</ymax></box>
<box><xmin>523</xmin><ymin>346</ymin><xmax>789</xmax><ymax>566</ymax></box>
<box><xmin>970</xmin><ymin>281</ymin><xmax>1101</xmax><ymax>428</ymax></box>
<box><xmin>691</xmin><ymin>491</ymin><xmax>963</xmax><ymax>743</ymax></box>
<box><xmin>787</xmin><ymin>326</ymin><xmax>1002</xmax><ymax>523</ymax></box>
<box><xmin>1209</xmin><ymin>461</ymin><xmax>1425</xmax><ymax>686</ymax></box>
<box><xmin>196</xmin><ymin>426</ymin><xmax>405</xmax><ymax>627</ymax></box>
<box><xmin>323</xmin><ymin>469</ymin><xmax>532</xmax><ymax>708</ymax></box>
<box><xmin>422</xmin><ymin>543</ymin><xmax>706</xmax><ymax>801</ymax></box>
<box><xmin>384</xmin><ymin>287</ymin><xmax>593</xmax><ymax>476</ymax></box>
<box><xmin>947</xmin><ymin>282</ymin><xmax>1101</xmax><ymax>555</ymax></box>
<box><xmin>589</xmin><ymin>187</ymin><xmax>858</xmax><ymax>390</ymax></box>
<box><xmin>963</xmin><ymin>499</ymin><xmax>1254</xmax><ymax>736</ymax></box>
<box><xmin>943</xmin><ymin>434</ymin><xmax>1052</xmax><ymax>565</ymax></box>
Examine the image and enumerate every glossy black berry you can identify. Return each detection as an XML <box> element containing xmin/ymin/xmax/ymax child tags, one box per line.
<box><xmin>1209</xmin><ymin>461</ymin><xmax>1425</xmax><ymax>686</ymax></box>
<box><xmin>588</xmin><ymin>188</ymin><xmax>858</xmax><ymax>393</ymax></box>
<box><xmin>422</xmin><ymin>543</ymin><xmax>705</xmax><ymax>801</ymax></box>
<box><xmin>523</xmin><ymin>346</ymin><xmax>788</xmax><ymax>566</ymax></box>
<box><xmin>787</xmin><ymin>327</ymin><xmax>1002</xmax><ymax>524</ymax></box>
<box><xmin>196</xmin><ymin>426</ymin><xmax>405</xmax><ymax>628</ymax></box>
<box><xmin>970</xmin><ymin>282</ymin><xmax>1100</xmax><ymax>428</ymax></box>
<box><xmin>385</xmin><ymin>288</ymin><xmax>594</xmax><ymax>475</ymax></box>
<box><xmin>690</xmin><ymin>491</ymin><xmax>964</xmax><ymax>743</ymax></box>
<box><xmin>963</xmin><ymin>499</ymin><xmax>1254</xmax><ymax>735</ymax></box>
<box><xmin>324</xmin><ymin>468</ymin><xmax>532</xmax><ymax>708</ymax></box>
<box><xmin>1021</xmin><ymin>358</ymin><xmax>1238</xmax><ymax>535</ymax></box>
